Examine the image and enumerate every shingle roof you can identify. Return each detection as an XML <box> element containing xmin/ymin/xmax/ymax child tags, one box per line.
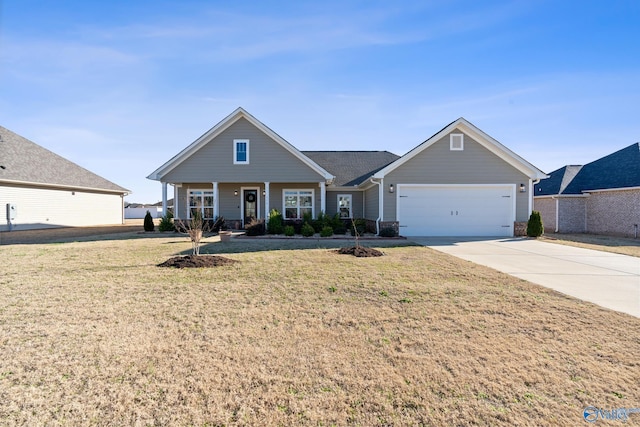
<box><xmin>0</xmin><ymin>125</ymin><xmax>129</xmax><ymax>194</ymax></box>
<box><xmin>535</xmin><ymin>143</ymin><xmax>640</xmax><ymax>195</ymax></box>
<box><xmin>302</xmin><ymin>151</ymin><xmax>400</xmax><ymax>186</ymax></box>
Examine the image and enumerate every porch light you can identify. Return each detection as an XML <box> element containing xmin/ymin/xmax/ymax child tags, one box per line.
<box><xmin>389</xmin><ymin>184</ymin><xmax>394</xmax><ymax>193</ymax></box>
<box><xmin>519</xmin><ymin>183</ymin><xmax>526</xmax><ymax>193</ymax></box>
<box><xmin>234</xmin><ymin>190</ymin><xmax>238</xmax><ymax>196</ymax></box>
<box><xmin>262</xmin><ymin>190</ymin><xmax>266</xmax><ymax>196</ymax></box>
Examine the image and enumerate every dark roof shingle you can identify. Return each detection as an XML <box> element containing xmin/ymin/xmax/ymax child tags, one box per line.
<box><xmin>0</xmin><ymin>126</ymin><xmax>129</xmax><ymax>194</ymax></box>
<box><xmin>535</xmin><ymin>143</ymin><xmax>640</xmax><ymax>195</ymax></box>
<box><xmin>303</xmin><ymin>151</ymin><xmax>400</xmax><ymax>186</ymax></box>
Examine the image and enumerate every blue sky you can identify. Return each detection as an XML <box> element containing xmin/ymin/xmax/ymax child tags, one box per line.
<box><xmin>1</xmin><ymin>1</ymin><xmax>639</xmax><ymax>203</ymax></box>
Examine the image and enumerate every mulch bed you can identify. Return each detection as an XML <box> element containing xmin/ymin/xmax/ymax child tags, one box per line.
<box><xmin>158</xmin><ymin>255</ymin><xmax>240</xmax><ymax>268</ymax></box>
<box><xmin>334</xmin><ymin>246</ymin><xmax>384</xmax><ymax>257</ymax></box>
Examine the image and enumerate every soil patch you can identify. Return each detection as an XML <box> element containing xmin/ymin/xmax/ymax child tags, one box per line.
<box><xmin>334</xmin><ymin>246</ymin><xmax>384</xmax><ymax>257</ymax></box>
<box><xmin>158</xmin><ymin>254</ymin><xmax>239</xmax><ymax>268</ymax></box>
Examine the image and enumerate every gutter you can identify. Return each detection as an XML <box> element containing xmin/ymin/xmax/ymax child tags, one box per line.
<box><xmin>369</xmin><ymin>177</ymin><xmax>382</xmax><ymax>235</ymax></box>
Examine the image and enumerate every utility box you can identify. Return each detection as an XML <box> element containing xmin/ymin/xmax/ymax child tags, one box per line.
<box><xmin>6</xmin><ymin>203</ymin><xmax>17</xmax><ymax>221</ymax></box>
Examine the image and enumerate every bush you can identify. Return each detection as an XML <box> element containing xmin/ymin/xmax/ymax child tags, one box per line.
<box><xmin>527</xmin><ymin>211</ymin><xmax>544</xmax><ymax>237</ymax></box>
<box><xmin>267</xmin><ymin>209</ymin><xmax>284</xmax><ymax>234</ymax></box>
<box><xmin>320</xmin><ymin>226</ymin><xmax>333</xmax><ymax>237</ymax></box>
<box><xmin>245</xmin><ymin>218</ymin><xmax>265</xmax><ymax>236</ymax></box>
<box><xmin>143</xmin><ymin>210</ymin><xmax>155</xmax><ymax>232</ymax></box>
<box><xmin>284</xmin><ymin>225</ymin><xmax>295</xmax><ymax>236</ymax></box>
<box><xmin>379</xmin><ymin>226</ymin><xmax>397</xmax><ymax>237</ymax></box>
<box><xmin>301</xmin><ymin>222</ymin><xmax>315</xmax><ymax>237</ymax></box>
<box><xmin>158</xmin><ymin>212</ymin><xmax>175</xmax><ymax>232</ymax></box>
<box><xmin>211</xmin><ymin>216</ymin><xmax>226</xmax><ymax>232</ymax></box>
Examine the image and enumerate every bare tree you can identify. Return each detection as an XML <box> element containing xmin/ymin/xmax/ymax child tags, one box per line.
<box><xmin>176</xmin><ymin>210</ymin><xmax>210</xmax><ymax>256</ymax></box>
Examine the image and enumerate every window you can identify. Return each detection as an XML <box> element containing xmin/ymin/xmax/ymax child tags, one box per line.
<box><xmin>283</xmin><ymin>189</ymin><xmax>314</xmax><ymax>219</ymax></box>
<box><xmin>450</xmin><ymin>134</ymin><xmax>464</xmax><ymax>151</ymax></box>
<box><xmin>337</xmin><ymin>194</ymin><xmax>352</xmax><ymax>218</ymax></box>
<box><xmin>234</xmin><ymin>139</ymin><xmax>249</xmax><ymax>164</ymax></box>
<box><xmin>188</xmin><ymin>190</ymin><xmax>214</xmax><ymax>219</ymax></box>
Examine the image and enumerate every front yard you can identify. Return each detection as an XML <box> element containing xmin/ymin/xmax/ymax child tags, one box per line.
<box><xmin>1</xmin><ymin>234</ymin><xmax>639</xmax><ymax>425</ymax></box>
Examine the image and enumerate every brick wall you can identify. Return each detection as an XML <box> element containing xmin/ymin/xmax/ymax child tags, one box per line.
<box><xmin>558</xmin><ymin>198</ymin><xmax>587</xmax><ymax>233</ymax></box>
<box><xmin>586</xmin><ymin>189</ymin><xmax>640</xmax><ymax>237</ymax></box>
<box><xmin>534</xmin><ymin>197</ymin><xmax>556</xmax><ymax>233</ymax></box>
<box><xmin>514</xmin><ymin>221</ymin><xmax>527</xmax><ymax>236</ymax></box>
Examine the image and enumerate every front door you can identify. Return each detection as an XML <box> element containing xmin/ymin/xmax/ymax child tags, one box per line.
<box><xmin>243</xmin><ymin>189</ymin><xmax>258</xmax><ymax>226</ymax></box>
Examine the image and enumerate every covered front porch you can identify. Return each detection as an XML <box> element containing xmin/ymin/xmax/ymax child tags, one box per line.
<box><xmin>160</xmin><ymin>181</ymin><xmax>329</xmax><ymax>228</ymax></box>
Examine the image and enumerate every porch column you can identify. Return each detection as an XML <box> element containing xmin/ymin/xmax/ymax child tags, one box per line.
<box><xmin>175</xmin><ymin>185</ymin><xmax>181</xmax><ymax>219</ymax></box>
<box><xmin>379</xmin><ymin>178</ymin><xmax>384</xmax><ymax>221</ymax></box>
<box><xmin>161</xmin><ymin>182</ymin><xmax>168</xmax><ymax>216</ymax></box>
<box><xmin>319</xmin><ymin>181</ymin><xmax>326</xmax><ymax>215</ymax></box>
<box><xmin>212</xmin><ymin>182</ymin><xmax>219</xmax><ymax>219</ymax></box>
<box><xmin>264</xmin><ymin>182</ymin><xmax>270</xmax><ymax>222</ymax></box>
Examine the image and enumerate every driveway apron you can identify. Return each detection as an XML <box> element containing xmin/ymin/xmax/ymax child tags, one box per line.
<box><xmin>411</xmin><ymin>237</ymin><xmax>640</xmax><ymax>318</ymax></box>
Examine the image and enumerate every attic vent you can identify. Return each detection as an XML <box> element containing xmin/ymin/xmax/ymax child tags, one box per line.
<box><xmin>450</xmin><ymin>134</ymin><xmax>464</xmax><ymax>151</ymax></box>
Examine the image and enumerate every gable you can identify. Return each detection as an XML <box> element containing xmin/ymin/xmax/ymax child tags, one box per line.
<box><xmin>385</xmin><ymin>130</ymin><xmax>531</xmax><ymax>183</ymax></box>
<box><xmin>373</xmin><ymin>118</ymin><xmax>547</xmax><ymax>181</ymax></box>
<box><xmin>148</xmin><ymin>108</ymin><xmax>332</xmax><ymax>183</ymax></box>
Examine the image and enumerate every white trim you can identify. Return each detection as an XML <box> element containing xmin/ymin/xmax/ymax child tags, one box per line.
<box><xmin>233</xmin><ymin>139</ymin><xmax>250</xmax><ymax>165</ymax></box>
<box><xmin>582</xmin><ymin>186</ymin><xmax>640</xmax><ymax>193</ymax></box>
<box><xmin>372</xmin><ymin>118</ymin><xmax>547</xmax><ymax>181</ymax></box>
<box><xmin>282</xmin><ymin>188</ymin><xmax>315</xmax><ymax>219</ymax></box>
<box><xmin>337</xmin><ymin>194</ymin><xmax>353</xmax><ymax>219</ymax></box>
<box><xmin>186</xmin><ymin>187</ymin><xmax>215</xmax><ymax>219</ymax></box>
<box><xmin>450</xmin><ymin>133</ymin><xmax>464</xmax><ymax>151</ymax></box>
<box><xmin>240</xmin><ymin>186</ymin><xmax>260</xmax><ymax>226</ymax></box>
<box><xmin>264</xmin><ymin>182</ymin><xmax>270</xmax><ymax>221</ymax></box>
<box><xmin>147</xmin><ymin>107</ymin><xmax>334</xmax><ymax>181</ymax></box>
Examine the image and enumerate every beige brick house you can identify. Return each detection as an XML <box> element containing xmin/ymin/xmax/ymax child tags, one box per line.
<box><xmin>534</xmin><ymin>143</ymin><xmax>640</xmax><ymax>237</ymax></box>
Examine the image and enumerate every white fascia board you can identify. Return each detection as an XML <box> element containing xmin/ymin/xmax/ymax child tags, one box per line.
<box><xmin>372</xmin><ymin>118</ymin><xmax>548</xmax><ymax>180</ymax></box>
<box><xmin>0</xmin><ymin>178</ymin><xmax>130</xmax><ymax>195</ymax></box>
<box><xmin>582</xmin><ymin>186</ymin><xmax>640</xmax><ymax>193</ymax></box>
<box><xmin>147</xmin><ymin>107</ymin><xmax>334</xmax><ymax>182</ymax></box>
<box><xmin>327</xmin><ymin>186</ymin><xmax>365</xmax><ymax>191</ymax></box>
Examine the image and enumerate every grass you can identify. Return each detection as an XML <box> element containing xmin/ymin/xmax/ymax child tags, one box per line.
<box><xmin>1</xmin><ymin>233</ymin><xmax>639</xmax><ymax>426</ymax></box>
<box><xmin>541</xmin><ymin>233</ymin><xmax>640</xmax><ymax>257</ymax></box>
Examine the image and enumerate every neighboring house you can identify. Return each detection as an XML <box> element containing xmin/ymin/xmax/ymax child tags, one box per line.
<box><xmin>534</xmin><ymin>143</ymin><xmax>640</xmax><ymax>237</ymax></box>
<box><xmin>0</xmin><ymin>126</ymin><xmax>130</xmax><ymax>231</ymax></box>
<box><xmin>147</xmin><ymin>108</ymin><xmax>546</xmax><ymax>236</ymax></box>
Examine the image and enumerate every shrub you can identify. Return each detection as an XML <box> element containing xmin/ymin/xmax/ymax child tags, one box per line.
<box><xmin>320</xmin><ymin>226</ymin><xmax>333</xmax><ymax>237</ymax></box>
<box><xmin>379</xmin><ymin>226</ymin><xmax>397</xmax><ymax>238</ymax></box>
<box><xmin>143</xmin><ymin>210</ymin><xmax>155</xmax><ymax>232</ymax></box>
<box><xmin>245</xmin><ymin>218</ymin><xmax>265</xmax><ymax>236</ymax></box>
<box><xmin>267</xmin><ymin>209</ymin><xmax>284</xmax><ymax>234</ymax></box>
<box><xmin>301</xmin><ymin>222</ymin><xmax>315</xmax><ymax>237</ymax></box>
<box><xmin>284</xmin><ymin>225</ymin><xmax>295</xmax><ymax>236</ymax></box>
<box><xmin>211</xmin><ymin>216</ymin><xmax>226</xmax><ymax>232</ymax></box>
<box><xmin>527</xmin><ymin>211</ymin><xmax>544</xmax><ymax>237</ymax></box>
<box><xmin>302</xmin><ymin>211</ymin><xmax>313</xmax><ymax>226</ymax></box>
<box><xmin>158</xmin><ymin>212</ymin><xmax>175</xmax><ymax>232</ymax></box>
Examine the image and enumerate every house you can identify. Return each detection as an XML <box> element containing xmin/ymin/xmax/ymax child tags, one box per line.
<box><xmin>534</xmin><ymin>143</ymin><xmax>640</xmax><ymax>237</ymax></box>
<box><xmin>0</xmin><ymin>126</ymin><xmax>130</xmax><ymax>231</ymax></box>
<box><xmin>147</xmin><ymin>108</ymin><xmax>546</xmax><ymax>236</ymax></box>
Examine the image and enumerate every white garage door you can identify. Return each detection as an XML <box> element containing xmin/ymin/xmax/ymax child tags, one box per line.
<box><xmin>397</xmin><ymin>185</ymin><xmax>515</xmax><ymax>236</ymax></box>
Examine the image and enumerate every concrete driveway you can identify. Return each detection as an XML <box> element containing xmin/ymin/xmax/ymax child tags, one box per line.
<box><xmin>410</xmin><ymin>237</ymin><xmax>640</xmax><ymax>318</ymax></box>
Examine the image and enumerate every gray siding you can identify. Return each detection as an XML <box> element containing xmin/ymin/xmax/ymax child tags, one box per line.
<box><xmin>364</xmin><ymin>185</ymin><xmax>379</xmax><ymax>221</ymax></box>
<box><xmin>384</xmin><ymin>131</ymin><xmax>531</xmax><ymax>221</ymax></box>
<box><xmin>163</xmin><ymin>118</ymin><xmax>324</xmax><ymax>183</ymax></box>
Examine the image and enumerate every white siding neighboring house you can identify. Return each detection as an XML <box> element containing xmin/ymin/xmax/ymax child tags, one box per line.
<box><xmin>0</xmin><ymin>126</ymin><xmax>130</xmax><ymax>232</ymax></box>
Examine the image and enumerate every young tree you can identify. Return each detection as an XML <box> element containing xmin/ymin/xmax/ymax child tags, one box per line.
<box><xmin>176</xmin><ymin>210</ymin><xmax>210</xmax><ymax>255</ymax></box>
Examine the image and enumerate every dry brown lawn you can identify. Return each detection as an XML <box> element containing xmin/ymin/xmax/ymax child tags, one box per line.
<box><xmin>1</xmin><ymin>233</ymin><xmax>639</xmax><ymax>426</ymax></box>
<box><xmin>541</xmin><ymin>233</ymin><xmax>640</xmax><ymax>258</ymax></box>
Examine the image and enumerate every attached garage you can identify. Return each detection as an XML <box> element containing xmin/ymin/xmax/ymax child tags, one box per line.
<box><xmin>397</xmin><ymin>184</ymin><xmax>515</xmax><ymax>236</ymax></box>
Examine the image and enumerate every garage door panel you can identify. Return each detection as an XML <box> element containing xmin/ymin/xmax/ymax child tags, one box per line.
<box><xmin>398</xmin><ymin>185</ymin><xmax>514</xmax><ymax>237</ymax></box>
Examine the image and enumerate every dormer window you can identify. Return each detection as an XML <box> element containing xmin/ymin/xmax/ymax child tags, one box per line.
<box><xmin>234</xmin><ymin>139</ymin><xmax>249</xmax><ymax>164</ymax></box>
<box><xmin>450</xmin><ymin>134</ymin><xmax>464</xmax><ymax>151</ymax></box>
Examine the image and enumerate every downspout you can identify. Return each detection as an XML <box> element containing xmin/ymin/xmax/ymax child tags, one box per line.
<box><xmin>369</xmin><ymin>177</ymin><xmax>382</xmax><ymax>235</ymax></box>
<box><xmin>552</xmin><ymin>196</ymin><xmax>559</xmax><ymax>233</ymax></box>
